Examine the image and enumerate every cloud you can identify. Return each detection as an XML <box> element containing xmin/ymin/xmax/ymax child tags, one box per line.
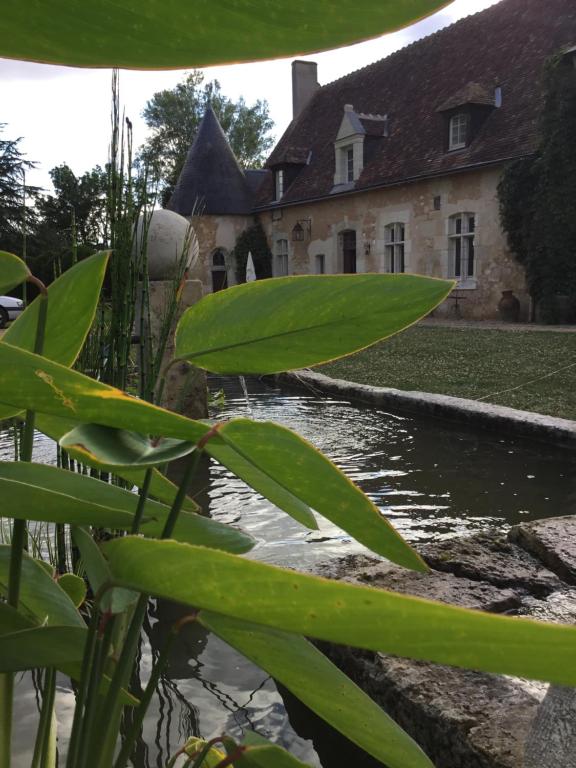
<box><xmin>0</xmin><ymin>58</ymin><xmax>79</xmax><ymax>81</ymax></box>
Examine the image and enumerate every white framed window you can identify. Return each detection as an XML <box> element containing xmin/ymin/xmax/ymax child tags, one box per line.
<box><xmin>314</xmin><ymin>254</ymin><xmax>325</xmax><ymax>274</ymax></box>
<box><xmin>275</xmin><ymin>239</ymin><xmax>289</xmax><ymax>276</ymax></box>
<box><xmin>448</xmin><ymin>213</ymin><xmax>476</xmax><ymax>281</ymax></box>
<box><xmin>346</xmin><ymin>147</ymin><xmax>354</xmax><ymax>182</ymax></box>
<box><xmin>384</xmin><ymin>223</ymin><xmax>405</xmax><ymax>273</ymax></box>
<box><xmin>275</xmin><ymin>170</ymin><xmax>284</xmax><ymax>201</ymax></box>
<box><xmin>449</xmin><ymin>113</ymin><xmax>468</xmax><ymax>150</ymax></box>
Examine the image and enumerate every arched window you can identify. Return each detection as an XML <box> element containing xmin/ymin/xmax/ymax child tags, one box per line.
<box><xmin>339</xmin><ymin>230</ymin><xmax>357</xmax><ymax>273</ymax></box>
<box><xmin>384</xmin><ymin>223</ymin><xmax>405</xmax><ymax>273</ymax></box>
<box><xmin>448</xmin><ymin>213</ymin><xmax>475</xmax><ymax>280</ymax></box>
<box><xmin>211</xmin><ymin>249</ymin><xmax>228</xmax><ymax>292</ymax></box>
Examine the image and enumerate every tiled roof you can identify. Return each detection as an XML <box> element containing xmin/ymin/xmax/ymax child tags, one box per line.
<box><xmin>168</xmin><ymin>105</ymin><xmax>253</xmax><ymax>216</ymax></box>
<box><xmin>258</xmin><ymin>0</ymin><xmax>576</xmax><ymax>208</ymax></box>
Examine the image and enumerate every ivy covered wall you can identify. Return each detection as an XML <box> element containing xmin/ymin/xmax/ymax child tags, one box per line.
<box><xmin>498</xmin><ymin>54</ymin><xmax>576</xmax><ymax>322</ymax></box>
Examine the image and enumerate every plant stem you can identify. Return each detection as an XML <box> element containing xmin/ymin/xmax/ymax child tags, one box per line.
<box><xmin>161</xmin><ymin>449</ymin><xmax>202</xmax><ymax>539</ymax></box>
<box><xmin>2</xmin><ymin>282</ymin><xmax>48</xmax><ymax>766</ymax></box>
<box><xmin>31</xmin><ymin>668</ymin><xmax>56</xmax><ymax>768</ymax></box>
<box><xmin>95</xmin><ymin>448</ymin><xmax>202</xmax><ymax>765</ymax></box>
<box><xmin>131</xmin><ymin>469</ymin><xmax>152</xmax><ymax>534</ymax></box>
<box><xmin>10</xmin><ymin>288</ymin><xmax>48</xmax><ymax>603</ymax></box>
<box><xmin>65</xmin><ymin>608</ymin><xmax>100</xmax><ymax>768</ymax></box>
<box><xmin>94</xmin><ymin>594</ymin><xmax>149</xmax><ymax>768</ymax></box>
<box><xmin>112</xmin><ymin>626</ymin><xmax>176</xmax><ymax>768</ymax></box>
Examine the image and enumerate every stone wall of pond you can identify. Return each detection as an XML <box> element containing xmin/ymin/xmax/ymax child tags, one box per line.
<box><xmin>317</xmin><ymin>516</ymin><xmax>576</xmax><ymax>768</ymax></box>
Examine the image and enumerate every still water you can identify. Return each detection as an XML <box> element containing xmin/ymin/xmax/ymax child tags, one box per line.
<box><xmin>4</xmin><ymin>375</ymin><xmax>576</xmax><ymax>766</ymax></box>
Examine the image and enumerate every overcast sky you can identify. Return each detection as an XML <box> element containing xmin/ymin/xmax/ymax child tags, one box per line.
<box><xmin>0</xmin><ymin>0</ymin><xmax>500</xmax><ymax>192</ymax></box>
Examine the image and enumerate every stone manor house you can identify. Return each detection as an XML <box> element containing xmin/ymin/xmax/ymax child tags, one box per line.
<box><xmin>168</xmin><ymin>0</ymin><xmax>576</xmax><ymax>320</ymax></box>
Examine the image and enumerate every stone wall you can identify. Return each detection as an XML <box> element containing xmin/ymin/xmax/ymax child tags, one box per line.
<box><xmin>317</xmin><ymin>516</ymin><xmax>576</xmax><ymax>768</ymax></box>
<box><xmin>260</xmin><ymin>166</ymin><xmax>529</xmax><ymax>320</ymax></box>
<box><xmin>187</xmin><ymin>213</ymin><xmax>252</xmax><ymax>294</ymax></box>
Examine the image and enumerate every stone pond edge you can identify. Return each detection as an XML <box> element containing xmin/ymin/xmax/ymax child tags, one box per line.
<box><xmin>273</xmin><ymin>370</ymin><xmax>576</xmax><ymax>450</ymax></box>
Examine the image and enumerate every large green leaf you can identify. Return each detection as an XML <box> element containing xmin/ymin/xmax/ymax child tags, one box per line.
<box><xmin>0</xmin><ymin>547</ymin><xmax>83</xmax><ymax>627</ymax></box>
<box><xmin>208</xmin><ymin>419</ymin><xmax>425</xmax><ymax>571</ymax></box>
<box><xmin>0</xmin><ymin>603</ymin><xmax>136</xmax><ymax>704</ymax></box>
<box><xmin>0</xmin><ymin>602</ymin><xmax>36</xmax><ymax>635</ymax></box>
<box><xmin>201</xmin><ymin>612</ymin><xmax>432</xmax><ymax>768</ymax></box>
<box><xmin>175</xmin><ymin>275</ymin><xmax>453</xmax><ymax>374</ymax></box>
<box><xmin>0</xmin><ymin>251</ymin><xmax>110</xmax><ymax>422</ymax></box>
<box><xmin>36</xmin><ymin>413</ymin><xmax>200</xmax><ymax>513</ymax></box>
<box><xmin>0</xmin><ymin>461</ymin><xmax>254</xmax><ymax>553</ymax></box>
<box><xmin>0</xmin><ymin>461</ymin><xmax>144</xmax><ymax>528</ymax></box>
<box><xmin>205</xmin><ymin>432</ymin><xmax>317</xmax><ymax>530</ymax></box>
<box><xmin>0</xmin><ymin>626</ymin><xmax>87</xmax><ymax>672</ymax></box>
<box><xmin>0</xmin><ymin>251</ymin><xmax>29</xmax><ymax>293</ymax></box>
<box><xmin>60</xmin><ymin>424</ymin><xmax>196</xmax><ymax>468</ymax></box>
<box><xmin>3</xmin><ymin>252</ymin><xmax>109</xmax><ymax>366</ymax></box>
<box><xmin>105</xmin><ymin>537</ymin><xmax>576</xmax><ymax>686</ymax></box>
<box><xmin>0</xmin><ymin>342</ymin><xmax>209</xmax><ymax>441</ymax></box>
<box><xmin>0</xmin><ymin>1</ymin><xmax>450</xmax><ymax>69</ymax></box>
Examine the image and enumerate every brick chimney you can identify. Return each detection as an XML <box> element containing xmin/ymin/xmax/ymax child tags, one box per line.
<box><xmin>292</xmin><ymin>60</ymin><xmax>319</xmax><ymax>120</ymax></box>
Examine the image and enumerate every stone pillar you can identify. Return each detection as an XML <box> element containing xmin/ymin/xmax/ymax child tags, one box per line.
<box><xmin>146</xmin><ymin>278</ymin><xmax>208</xmax><ymax>420</ymax></box>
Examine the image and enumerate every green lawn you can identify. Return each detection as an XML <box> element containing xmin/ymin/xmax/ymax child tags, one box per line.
<box><xmin>320</xmin><ymin>326</ymin><xmax>576</xmax><ymax>420</ymax></box>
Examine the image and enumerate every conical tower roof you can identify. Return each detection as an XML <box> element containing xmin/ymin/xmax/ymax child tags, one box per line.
<box><xmin>167</xmin><ymin>105</ymin><xmax>254</xmax><ymax>216</ymax></box>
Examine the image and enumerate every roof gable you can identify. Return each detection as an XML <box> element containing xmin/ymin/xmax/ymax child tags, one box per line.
<box><xmin>261</xmin><ymin>0</ymin><xmax>576</xmax><ymax>207</ymax></box>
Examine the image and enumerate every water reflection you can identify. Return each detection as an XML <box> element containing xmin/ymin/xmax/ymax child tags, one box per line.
<box><xmin>4</xmin><ymin>376</ymin><xmax>576</xmax><ymax>766</ymax></box>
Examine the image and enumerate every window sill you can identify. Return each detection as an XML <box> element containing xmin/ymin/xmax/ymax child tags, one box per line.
<box><xmin>452</xmin><ymin>279</ymin><xmax>477</xmax><ymax>290</ymax></box>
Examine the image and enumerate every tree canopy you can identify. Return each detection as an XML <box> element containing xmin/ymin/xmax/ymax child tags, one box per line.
<box><xmin>0</xmin><ymin>123</ymin><xmax>39</xmax><ymax>256</ymax></box>
<box><xmin>140</xmin><ymin>71</ymin><xmax>274</xmax><ymax>206</ymax></box>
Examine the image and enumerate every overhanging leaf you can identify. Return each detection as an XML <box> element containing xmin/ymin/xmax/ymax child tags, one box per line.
<box><xmin>201</xmin><ymin>612</ymin><xmax>433</xmax><ymax>768</ymax></box>
<box><xmin>105</xmin><ymin>536</ymin><xmax>576</xmax><ymax>686</ymax></box>
<box><xmin>0</xmin><ymin>1</ymin><xmax>450</xmax><ymax>69</ymax></box>
<box><xmin>0</xmin><ymin>251</ymin><xmax>29</xmax><ymax>293</ymax></box>
<box><xmin>0</xmin><ymin>251</ymin><xmax>110</xmax><ymax>422</ymax></box>
<box><xmin>208</xmin><ymin>419</ymin><xmax>425</xmax><ymax>571</ymax></box>
<box><xmin>60</xmin><ymin>423</ymin><xmax>196</xmax><ymax>468</ymax></box>
<box><xmin>0</xmin><ymin>547</ymin><xmax>84</xmax><ymax>627</ymax></box>
<box><xmin>175</xmin><ymin>274</ymin><xmax>453</xmax><ymax>374</ymax></box>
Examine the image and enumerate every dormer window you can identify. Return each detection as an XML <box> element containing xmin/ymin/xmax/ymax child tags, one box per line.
<box><xmin>275</xmin><ymin>170</ymin><xmax>284</xmax><ymax>201</ymax></box>
<box><xmin>449</xmin><ymin>113</ymin><xmax>468</xmax><ymax>150</ymax></box>
<box><xmin>332</xmin><ymin>105</ymin><xmax>366</xmax><ymax>187</ymax></box>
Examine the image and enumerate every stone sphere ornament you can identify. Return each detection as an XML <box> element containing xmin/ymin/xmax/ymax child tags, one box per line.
<box><xmin>133</xmin><ymin>209</ymin><xmax>199</xmax><ymax>281</ymax></box>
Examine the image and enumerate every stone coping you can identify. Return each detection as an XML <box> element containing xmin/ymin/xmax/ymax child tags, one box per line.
<box><xmin>315</xmin><ymin>516</ymin><xmax>576</xmax><ymax>768</ymax></box>
<box><xmin>274</xmin><ymin>370</ymin><xmax>576</xmax><ymax>450</ymax></box>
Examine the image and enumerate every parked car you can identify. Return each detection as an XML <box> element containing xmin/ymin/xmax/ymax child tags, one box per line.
<box><xmin>0</xmin><ymin>296</ymin><xmax>24</xmax><ymax>328</ymax></box>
